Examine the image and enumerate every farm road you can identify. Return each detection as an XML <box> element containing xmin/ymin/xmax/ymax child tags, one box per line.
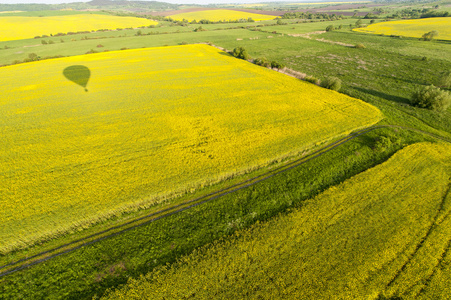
<box><xmin>1</xmin><ymin>125</ymin><xmax>450</xmax><ymax>278</ymax></box>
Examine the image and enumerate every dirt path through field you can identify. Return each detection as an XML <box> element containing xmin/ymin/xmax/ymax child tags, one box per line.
<box><xmin>288</xmin><ymin>30</ymin><xmax>326</xmax><ymax>39</ymax></box>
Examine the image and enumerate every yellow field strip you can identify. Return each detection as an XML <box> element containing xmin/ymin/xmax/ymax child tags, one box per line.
<box><xmin>354</xmin><ymin>17</ymin><xmax>451</xmax><ymax>41</ymax></box>
<box><xmin>168</xmin><ymin>9</ymin><xmax>275</xmax><ymax>22</ymax></box>
<box><xmin>0</xmin><ymin>14</ymin><xmax>156</xmax><ymax>41</ymax></box>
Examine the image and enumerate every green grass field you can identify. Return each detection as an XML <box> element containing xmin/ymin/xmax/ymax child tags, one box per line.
<box><xmin>101</xmin><ymin>142</ymin><xmax>451</xmax><ymax>299</ymax></box>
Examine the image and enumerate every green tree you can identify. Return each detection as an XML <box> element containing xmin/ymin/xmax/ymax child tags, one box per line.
<box><xmin>437</xmin><ymin>71</ymin><xmax>451</xmax><ymax>89</ymax></box>
<box><xmin>270</xmin><ymin>61</ymin><xmax>285</xmax><ymax>70</ymax></box>
<box><xmin>28</xmin><ymin>53</ymin><xmax>39</xmax><ymax>61</ymax></box>
<box><xmin>421</xmin><ymin>31</ymin><xmax>438</xmax><ymax>41</ymax></box>
<box><xmin>326</xmin><ymin>25</ymin><xmax>335</xmax><ymax>32</ymax></box>
<box><xmin>232</xmin><ymin>47</ymin><xmax>250</xmax><ymax>60</ymax></box>
<box><xmin>411</xmin><ymin>85</ymin><xmax>451</xmax><ymax>111</ymax></box>
<box><xmin>320</xmin><ymin>77</ymin><xmax>342</xmax><ymax>91</ymax></box>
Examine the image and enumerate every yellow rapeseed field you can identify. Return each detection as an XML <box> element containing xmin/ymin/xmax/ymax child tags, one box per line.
<box><xmin>168</xmin><ymin>9</ymin><xmax>275</xmax><ymax>22</ymax></box>
<box><xmin>0</xmin><ymin>44</ymin><xmax>381</xmax><ymax>253</ymax></box>
<box><xmin>102</xmin><ymin>142</ymin><xmax>451</xmax><ymax>300</ymax></box>
<box><xmin>0</xmin><ymin>14</ymin><xmax>157</xmax><ymax>42</ymax></box>
<box><xmin>291</xmin><ymin>1</ymin><xmax>370</xmax><ymax>5</ymax></box>
<box><xmin>354</xmin><ymin>17</ymin><xmax>451</xmax><ymax>40</ymax></box>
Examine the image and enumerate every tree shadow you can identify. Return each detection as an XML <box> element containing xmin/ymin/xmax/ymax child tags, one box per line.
<box><xmin>63</xmin><ymin>65</ymin><xmax>91</xmax><ymax>92</ymax></box>
<box><xmin>352</xmin><ymin>86</ymin><xmax>410</xmax><ymax>104</ymax></box>
<box><xmin>379</xmin><ymin>74</ymin><xmax>428</xmax><ymax>86</ymax></box>
<box><xmin>218</xmin><ymin>51</ymin><xmax>233</xmax><ymax>57</ymax></box>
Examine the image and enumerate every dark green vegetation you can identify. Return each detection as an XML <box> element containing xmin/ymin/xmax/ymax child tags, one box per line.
<box><xmin>1</xmin><ymin>2</ymin><xmax>451</xmax><ymax>299</ymax></box>
<box><xmin>411</xmin><ymin>85</ymin><xmax>451</xmax><ymax>111</ymax></box>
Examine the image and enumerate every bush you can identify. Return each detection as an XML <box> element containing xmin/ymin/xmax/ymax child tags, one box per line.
<box><xmin>232</xmin><ymin>47</ymin><xmax>250</xmax><ymax>60</ymax></box>
<box><xmin>48</xmin><ymin>40</ymin><xmax>54</xmax><ymax>44</ymax></box>
<box><xmin>28</xmin><ymin>53</ymin><xmax>39</xmax><ymax>61</ymax></box>
<box><xmin>421</xmin><ymin>31</ymin><xmax>438</xmax><ymax>41</ymax></box>
<box><xmin>41</xmin><ymin>40</ymin><xmax>48</xmax><ymax>45</ymax></box>
<box><xmin>194</xmin><ymin>26</ymin><xmax>206</xmax><ymax>32</ymax></box>
<box><xmin>355</xmin><ymin>43</ymin><xmax>366</xmax><ymax>49</ymax></box>
<box><xmin>304</xmin><ymin>76</ymin><xmax>320</xmax><ymax>85</ymax></box>
<box><xmin>326</xmin><ymin>25</ymin><xmax>335</xmax><ymax>32</ymax></box>
<box><xmin>271</xmin><ymin>61</ymin><xmax>285</xmax><ymax>70</ymax></box>
<box><xmin>253</xmin><ymin>57</ymin><xmax>270</xmax><ymax>67</ymax></box>
<box><xmin>320</xmin><ymin>77</ymin><xmax>342</xmax><ymax>91</ymax></box>
<box><xmin>85</xmin><ymin>49</ymin><xmax>98</xmax><ymax>54</ymax></box>
<box><xmin>437</xmin><ymin>71</ymin><xmax>451</xmax><ymax>89</ymax></box>
<box><xmin>411</xmin><ymin>85</ymin><xmax>451</xmax><ymax>111</ymax></box>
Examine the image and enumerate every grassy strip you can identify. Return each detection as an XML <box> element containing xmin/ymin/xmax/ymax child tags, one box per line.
<box><xmin>0</xmin><ymin>127</ymin><xmax>430</xmax><ymax>299</ymax></box>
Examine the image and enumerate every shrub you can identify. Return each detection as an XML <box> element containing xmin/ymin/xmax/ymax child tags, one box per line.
<box><xmin>85</xmin><ymin>49</ymin><xmax>98</xmax><ymax>54</ymax></box>
<box><xmin>194</xmin><ymin>26</ymin><xmax>206</xmax><ymax>32</ymax></box>
<box><xmin>355</xmin><ymin>43</ymin><xmax>366</xmax><ymax>49</ymax></box>
<box><xmin>48</xmin><ymin>40</ymin><xmax>54</xmax><ymax>44</ymax></box>
<box><xmin>271</xmin><ymin>61</ymin><xmax>285</xmax><ymax>70</ymax></box>
<box><xmin>41</xmin><ymin>40</ymin><xmax>48</xmax><ymax>45</ymax></box>
<box><xmin>326</xmin><ymin>25</ymin><xmax>335</xmax><ymax>32</ymax></box>
<box><xmin>97</xmin><ymin>44</ymin><xmax>104</xmax><ymax>48</ymax></box>
<box><xmin>411</xmin><ymin>85</ymin><xmax>451</xmax><ymax>111</ymax></box>
<box><xmin>254</xmin><ymin>57</ymin><xmax>270</xmax><ymax>68</ymax></box>
<box><xmin>232</xmin><ymin>47</ymin><xmax>250</xmax><ymax>60</ymax></box>
<box><xmin>437</xmin><ymin>71</ymin><xmax>451</xmax><ymax>89</ymax></box>
<box><xmin>421</xmin><ymin>31</ymin><xmax>438</xmax><ymax>41</ymax></box>
<box><xmin>28</xmin><ymin>53</ymin><xmax>39</xmax><ymax>61</ymax></box>
<box><xmin>304</xmin><ymin>76</ymin><xmax>320</xmax><ymax>85</ymax></box>
<box><xmin>320</xmin><ymin>77</ymin><xmax>342</xmax><ymax>91</ymax></box>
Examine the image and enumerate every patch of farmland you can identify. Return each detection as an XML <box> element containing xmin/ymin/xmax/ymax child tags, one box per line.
<box><xmin>0</xmin><ymin>44</ymin><xmax>381</xmax><ymax>254</ymax></box>
<box><xmin>354</xmin><ymin>17</ymin><xmax>451</xmax><ymax>41</ymax></box>
<box><xmin>0</xmin><ymin>14</ymin><xmax>157</xmax><ymax>42</ymax></box>
<box><xmin>167</xmin><ymin>9</ymin><xmax>276</xmax><ymax>22</ymax></box>
<box><xmin>101</xmin><ymin>142</ymin><xmax>451</xmax><ymax>300</ymax></box>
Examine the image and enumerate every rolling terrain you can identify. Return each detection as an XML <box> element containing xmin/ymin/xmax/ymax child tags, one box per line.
<box><xmin>1</xmin><ymin>2</ymin><xmax>451</xmax><ymax>299</ymax></box>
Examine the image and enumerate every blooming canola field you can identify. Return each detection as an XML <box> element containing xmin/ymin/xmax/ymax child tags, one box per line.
<box><xmin>102</xmin><ymin>142</ymin><xmax>451</xmax><ymax>299</ymax></box>
<box><xmin>0</xmin><ymin>44</ymin><xmax>382</xmax><ymax>254</ymax></box>
<box><xmin>354</xmin><ymin>17</ymin><xmax>451</xmax><ymax>40</ymax></box>
<box><xmin>168</xmin><ymin>9</ymin><xmax>275</xmax><ymax>22</ymax></box>
<box><xmin>0</xmin><ymin>14</ymin><xmax>157</xmax><ymax>42</ymax></box>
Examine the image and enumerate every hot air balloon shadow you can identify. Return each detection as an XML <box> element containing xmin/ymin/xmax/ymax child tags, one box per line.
<box><xmin>63</xmin><ymin>65</ymin><xmax>91</xmax><ymax>92</ymax></box>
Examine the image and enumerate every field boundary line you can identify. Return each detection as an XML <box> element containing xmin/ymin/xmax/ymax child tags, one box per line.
<box><xmin>1</xmin><ymin>125</ymin><xmax>450</xmax><ymax>278</ymax></box>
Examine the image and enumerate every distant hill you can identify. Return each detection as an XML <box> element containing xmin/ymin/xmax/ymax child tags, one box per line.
<box><xmin>85</xmin><ymin>0</ymin><xmax>179</xmax><ymax>10</ymax></box>
<box><xmin>0</xmin><ymin>0</ymin><xmax>180</xmax><ymax>12</ymax></box>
